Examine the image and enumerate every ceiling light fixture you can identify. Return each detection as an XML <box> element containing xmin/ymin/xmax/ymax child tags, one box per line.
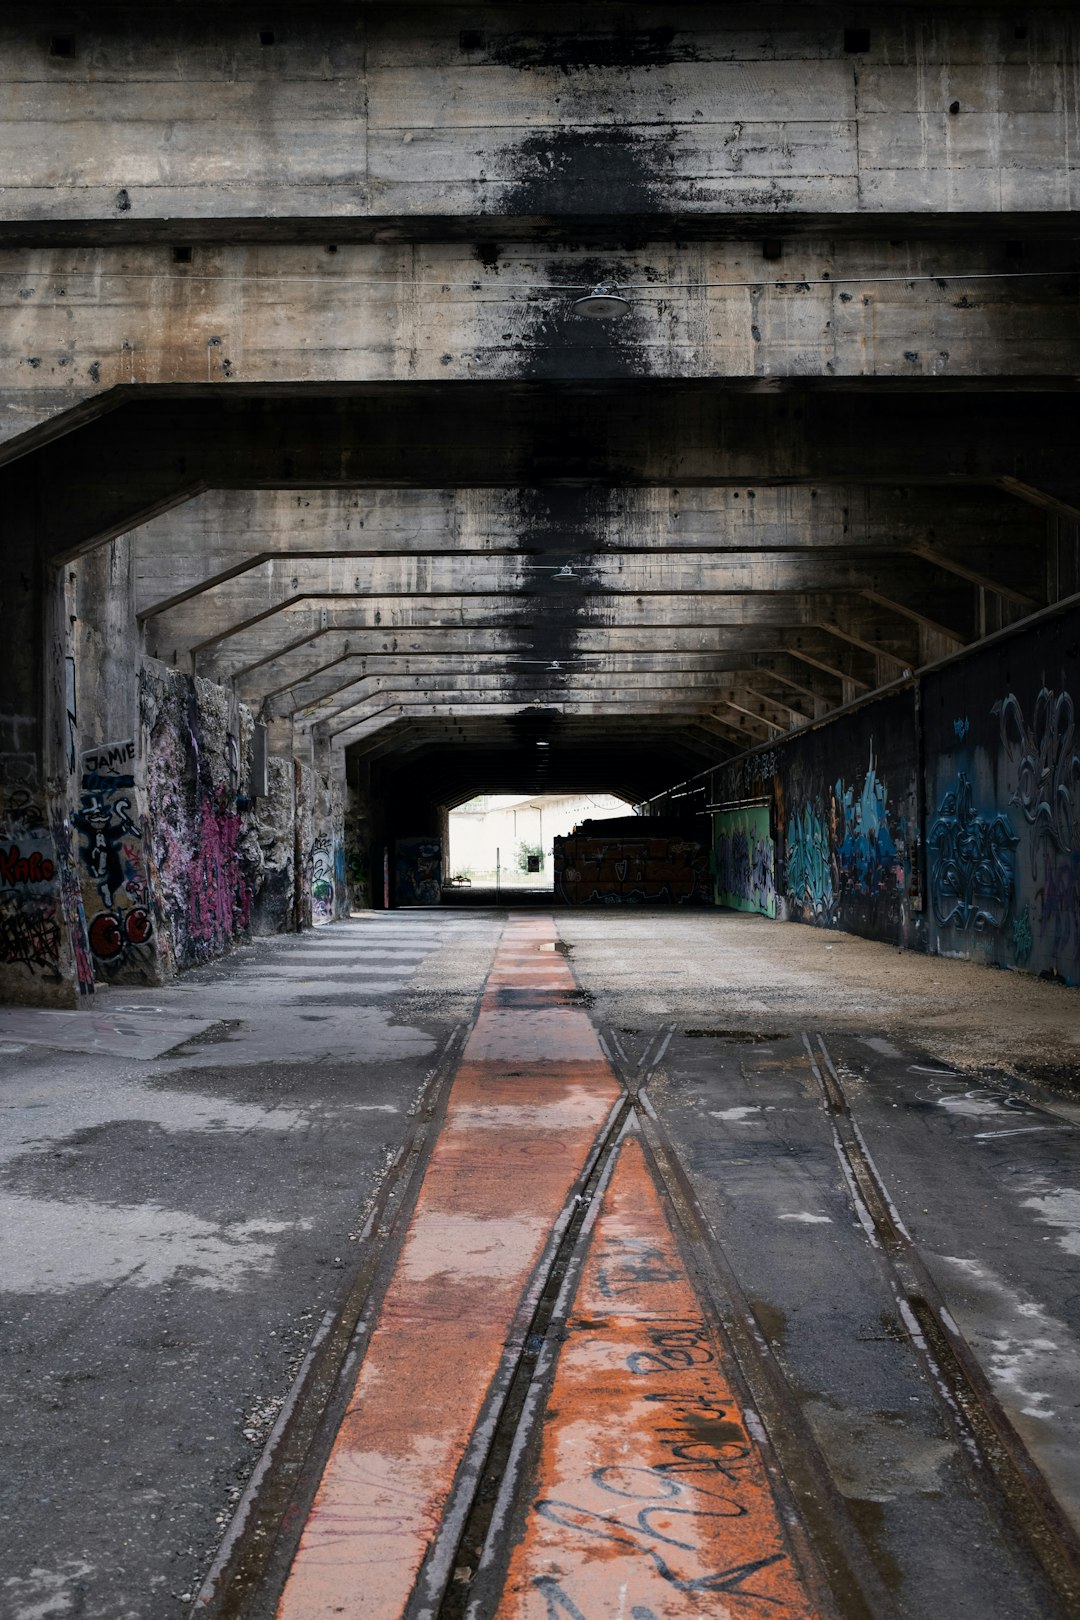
<box><xmin>571</xmin><ymin>284</ymin><xmax>630</xmax><ymax>320</ymax></box>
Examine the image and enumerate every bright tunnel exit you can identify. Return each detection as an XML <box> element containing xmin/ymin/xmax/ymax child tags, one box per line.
<box><xmin>447</xmin><ymin>793</ymin><xmax>631</xmax><ymax>890</ymax></box>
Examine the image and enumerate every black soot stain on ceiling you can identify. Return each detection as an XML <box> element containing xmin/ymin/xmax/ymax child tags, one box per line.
<box><xmin>507</xmin><ymin>487</ymin><xmax>607</xmax><ymax>717</ymax></box>
<box><xmin>500</xmin><ymin>247</ymin><xmax>663</xmax><ymax>383</ymax></box>
<box><xmin>466</xmin><ymin>26</ymin><xmax>699</xmax><ymax>71</ymax></box>
<box><xmin>498</xmin><ymin>124</ymin><xmax>679</xmax><ymax>221</ymax></box>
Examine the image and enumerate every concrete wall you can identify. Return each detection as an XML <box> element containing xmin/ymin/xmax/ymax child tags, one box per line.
<box><xmin>140</xmin><ymin>662</ymin><xmax>258</xmax><ymax>971</ymax></box>
<box><xmin>0</xmin><ymin>778</ymin><xmax>94</xmax><ymax>1002</ymax></box>
<box><xmin>922</xmin><ymin>607</ymin><xmax>1079</xmax><ymax>981</ymax></box>
<box><xmin>661</xmin><ymin>602</ymin><xmax>1080</xmax><ymax>983</ymax></box>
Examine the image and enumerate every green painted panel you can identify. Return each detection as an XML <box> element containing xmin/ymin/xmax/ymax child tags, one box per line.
<box><xmin>714</xmin><ymin>806</ymin><xmax>776</xmax><ymax>918</ymax></box>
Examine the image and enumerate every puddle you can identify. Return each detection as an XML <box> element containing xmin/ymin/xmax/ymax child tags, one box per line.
<box><xmin>749</xmin><ymin>1297</ymin><xmax>788</xmax><ymax>1345</ymax></box>
<box><xmin>683</xmin><ymin>1028</ymin><xmax>789</xmax><ymax>1043</ymax></box>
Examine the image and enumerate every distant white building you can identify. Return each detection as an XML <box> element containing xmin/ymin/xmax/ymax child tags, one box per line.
<box><xmin>448</xmin><ymin>793</ymin><xmax>630</xmax><ymax>885</ymax></box>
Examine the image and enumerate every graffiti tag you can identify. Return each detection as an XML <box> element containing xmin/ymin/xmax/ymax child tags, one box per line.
<box><xmin>996</xmin><ymin>685</ymin><xmax>1080</xmax><ymax>872</ymax></box>
<box><xmin>0</xmin><ymin>846</ymin><xmax>55</xmax><ymax>886</ymax></box>
<box><xmin>927</xmin><ymin>772</ymin><xmax>1018</xmax><ymax>932</ymax></box>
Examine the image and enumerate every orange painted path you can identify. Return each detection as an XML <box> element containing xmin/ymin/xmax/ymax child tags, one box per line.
<box><xmin>277</xmin><ymin>918</ymin><xmax>620</xmax><ymax>1620</ymax></box>
<box><xmin>276</xmin><ymin>918</ymin><xmax>822</xmax><ymax>1619</ymax></box>
<box><xmin>496</xmin><ymin>1132</ymin><xmax>819</xmax><ymax>1620</ymax></box>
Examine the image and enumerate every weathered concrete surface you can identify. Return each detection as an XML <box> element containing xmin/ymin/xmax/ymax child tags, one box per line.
<box><xmin>3</xmin><ymin>236</ymin><xmax>1078</xmax><ymax>455</ymax></box>
<box><xmin>557</xmin><ymin>910</ymin><xmax>1080</xmax><ymax>1087</ymax></box>
<box><xmin>3</xmin><ymin>906</ymin><xmax>1079</xmax><ymax>1617</ymax></box>
<box><xmin>647</xmin><ymin>1029</ymin><xmax>1078</xmax><ymax>1619</ymax></box>
<box><xmin>0</xmin><ymin>910</ymin><xmax>501</xmax><ymax>1620</ymax></box>
<box><xmin>1</xmin><ymin>6</ymin><xmax>1077</xmax><ymax>232</ymax></box>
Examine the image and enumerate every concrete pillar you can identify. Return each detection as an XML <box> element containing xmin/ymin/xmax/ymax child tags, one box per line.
<box><xmin>73</xmin><ymin>537</ymin><xmax>168</xmax><ymax>986</ymax></box>
<box><xmin>0</xmin><ymin>493</ymin><xmax>93</xmax><ymax>1005</ymax></box>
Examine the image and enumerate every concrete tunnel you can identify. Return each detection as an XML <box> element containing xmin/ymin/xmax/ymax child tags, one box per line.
<box><xmin>1</xmin><ymin>6</ymin><xmax>1079</xmax><ymax>1619</ymax></box>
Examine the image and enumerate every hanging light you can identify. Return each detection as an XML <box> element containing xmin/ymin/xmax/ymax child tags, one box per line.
<box><xmin>571</xmin><ymin>283</ymin><xmax>630</xmax><ymax>320</ymax></box>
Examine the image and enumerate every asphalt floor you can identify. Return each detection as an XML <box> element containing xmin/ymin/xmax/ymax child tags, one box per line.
<box><xmin>0</xmin><ymin>907</ymin><xmax>1077</xmax><ymax>1620</ymax></box>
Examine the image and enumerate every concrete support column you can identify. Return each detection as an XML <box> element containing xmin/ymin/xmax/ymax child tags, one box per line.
<box><xmin>0</xmin><ymin>491</ymin><xmax>93</xmax><ymax>1005</ymax></box>
<box><xmin>308</xmin><ymin>726</ymin><xmax>347</xmax><ymax>925</ymax></box>
<box><xmin>74</xmin><ymin>537</ymin><xmax>168</xmax><ymax>986</ymax></box>
<box><xmin>345</xmin><ymin>753</ymin><xmax>375</xmax><ymax>911</ymax></box>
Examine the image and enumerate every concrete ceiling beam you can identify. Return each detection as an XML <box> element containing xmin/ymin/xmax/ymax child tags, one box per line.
<box><xmin>332</xmin><ymin>699</ymin><xmax>734</xmax><ymax>748</ymax></box>
<box><xmin>8</xmin><ymin>386</ymin><xmax>1080</xmax><ymax>564</ymax></box>
<box><xmin>191</xmin><ymin>588</ymin><xmax>905</xmax><ymax>677</ymax></box>
<box><xmin>282</xmin><ymin>661</ymin><xmax>819</xmax><ymax>724</ymax></box>
<box><xmin>310</xmin><ymin>672</ymin><xmax>809</xmax><ymax>731</ymax></box>
<box><xmin>129</xmin><ymin>483</ymin><xmax>1043</xmax><ymax>615</ymax></box>
<box><xmin>141</xmin><ymin>549</ymin><xmax>1008</xmax><ymax>663</ymax></box>
<box><xmin>227</xmin><ymin>622</ymin><xmax>876</xmax><ymax>698</ymax></box>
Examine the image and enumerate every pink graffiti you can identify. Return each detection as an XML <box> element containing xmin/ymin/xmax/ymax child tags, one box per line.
<box><xmin>187</xmin><ymin>797</ymin><xmax>251</xmax><ymax>949</ymax></box>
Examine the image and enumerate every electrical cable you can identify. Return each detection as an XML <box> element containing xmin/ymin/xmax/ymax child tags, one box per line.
<box><xmin>0</xmin><ymin>267</ymin><xmax>1076</xmax><ymax>293</ymax></box>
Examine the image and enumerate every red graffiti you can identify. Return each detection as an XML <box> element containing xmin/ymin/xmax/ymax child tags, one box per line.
<box><xmin>88</xmin><ymin>911</ymin><xmax>124</xmax><ymax>961</ymax></box>
<box><xmin>88</xmin><ymin>905</ymin><xmax>154</xmax><ymax>962</ymax></box>
<box><xmin>0</xmin><ymin>846</ymin><xmax>56</xmax><ymax>887</ymax></box>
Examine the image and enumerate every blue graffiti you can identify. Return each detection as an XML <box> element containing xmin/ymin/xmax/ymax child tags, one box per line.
<box><xmin>995</xmin><ymin>685</ymin><xmax>1080</xmax><ymax>874</ymax></box>
<box><xmin>1011</xmin><ymin>904</ymin><xmax>1033</xmax><ymax>966</ymax></box>
<box><xmin>716</xmin><ymin>830</ymin><xmax>774</xmax><ymax>912</ymax></box>
<box><xmin>927</xmin><ymin>772</ymin><xmax>1018</xmax><ymax>932</ymax></box>
<box><xmin>953</xmin><ymin>717</ymin><xmax>970</xmax><ymax>740</ymax></box>
<box><xmin>835</xmin><ymin>749</ymin><xmax>905</xmax><ymax>899</ymax></box>
<box><xmin>786</xmin><ymin>804</ymin><xmax>835</xmax><ymax>920</ymax></box>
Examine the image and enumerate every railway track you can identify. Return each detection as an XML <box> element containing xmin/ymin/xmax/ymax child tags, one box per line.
<box><xmin>191</xmin><ymin>920</ymin><xmax>1080</xmax><ymax>1620</ymax></box>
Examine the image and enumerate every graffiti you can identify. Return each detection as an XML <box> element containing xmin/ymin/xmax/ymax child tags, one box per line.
<box><xmin>49</xmin><ymin>810</ymin><xmax>94</xmax><ymax>994</ymax></box>
<box><xmin>927</xmin><ymin>772</ymin><xmax>1018</xmax><ymax>932</ymax></box>
<box><xmin>312</xmin><ymin>836</ymin><xmax>334</xmax><ymax>923</ymax></box>
<box><xmin>996</xmin><ymin>686</ymin><xmax>1080</xmax><ymax>872</ymax></box>
<box><xmin>81</xmin><ymin>737</ymin><xmax>137</xmax><ymax>780</ymax></box>
<box><xmin>143</xmin><ymin>668</ymin><xmax>257</xmax><ymax>969</ymax></box>
<box><xmin>785</xmin><ymin>804</ymin><xmax>835</xmax><ymax>921</ymax></box>
<box><xmin>395</xmin><ymin>837</ymin><xmax>442</xmax><ymax>906</ymax></box>
<box><xmin>1038</xmin><ymin>851</ymin><xmax>1080</xmax><ymax>958</ymax></box>
<box><xmin>0</xmin><ymin>897</ymin><xmax>61</xmax><ymax>974</ymax></box>
<box><xmin>0</xmin><ymin>847</ymin><xmax>55</xmax><ymax>885</ymax></box>
<box><xmin>73</xmin><ymin>741</ymin><xmax>155</xmax><ymax>978</ymax></box>
<box><xmin>719</xmin><ymin>749</ymin><xmax>777</xmax><ymax>802</ymax></box>
<box><xmin>834</xmin><ymin>747</ymin><xmax>906</xmax><ymax>900</ymax></box>
<box><xmin>4</xmin><ymin>787</ymin><xmax>47</xmax><ymax>835</ymax></box>
<box><xmin>0</xmin><ymin>791</ymin><xmax>65</xmax><ymax>982</ymax></box>
<box><xmin>188</xmin><ymin>796</ymin><xmax>250</xmax><ymax>954</ymax></box>
<box><xmin>714</xmin><ymin>806</ymin><xmax>775</xmax><ymax>918</ymax></box>
<box><xmin>953</xmin><ymin>717</ymin><xmax>970</xmax><ymax>740</ymax></box>
<box><xmin>1010</xmin><ymin>904</ymin><xmax>1033</xmax><ymax>967</ymax></box>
